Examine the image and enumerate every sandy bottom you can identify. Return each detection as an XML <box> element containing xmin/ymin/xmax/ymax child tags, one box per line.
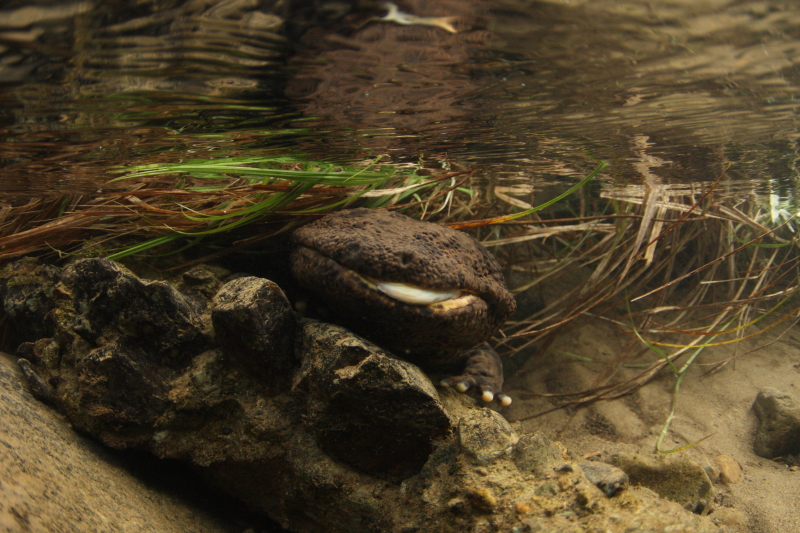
<box><xmin>501</xmin><ymin>316</ymin><xmax>800</xmax><ymax>532</ymax></box>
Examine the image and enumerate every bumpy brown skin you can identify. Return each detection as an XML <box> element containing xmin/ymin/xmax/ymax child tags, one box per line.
<box><xmin>290</xmin><ymin>208</ymin><xmax>516</xmax><ymax>403</ymax></box>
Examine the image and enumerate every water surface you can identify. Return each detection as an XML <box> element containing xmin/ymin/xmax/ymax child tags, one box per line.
<box><xmin>1</xmin><ymin>0</ymin><xmax>799</xmax><ymax>212</ymax></box>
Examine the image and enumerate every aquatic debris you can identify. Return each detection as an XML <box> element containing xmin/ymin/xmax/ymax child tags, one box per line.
<box><xmin>379</xmin><ymin>2</ymin><xmax>458</xmax><ymax>33</ymax></box>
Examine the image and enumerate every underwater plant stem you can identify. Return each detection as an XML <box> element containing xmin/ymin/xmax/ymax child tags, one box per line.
<box><xmin>448</xmin><ymin>161</ymin><xmax>607</xmax><ymax>229</ymax></box>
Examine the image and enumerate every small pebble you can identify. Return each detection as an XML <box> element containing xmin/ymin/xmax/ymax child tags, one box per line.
<box><xmin>182</xmin><ymin>267</ymin><xmax>216</xmax><ymax>285</ymax></box>
<box><xmin>714</xmin><ymin>454</ymin><xmax>742</xmax><ymax>484</ymax></box>
<box><xmin>534</xmin><ymin>481</ymin><xmax>558</xmax><ymax>496</ymax></box>
<box><xmin>579</xmin><ymin>461</ymin><xmax>628</xmax><ymax>497</ymax></box>
<box><xmin>710</xmin><ymin>507</ymin><xmax>749</xmax><ymax>531</ymax></box>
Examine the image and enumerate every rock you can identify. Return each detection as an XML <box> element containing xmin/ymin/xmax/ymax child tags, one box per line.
<box><xmin>0</xmin><ymin>352</ymin><xmax>244</xmax><ymax>533</ymax></box>
<box><xmin>16</xmin><ymin>356</ymin><xmax>56</xmax><ymax>405</ymax></box>
<box><xmin>293</xmin><ymin>321</ymin><xmax>453</xmax><ymax>479</ymax></box>
<box><xmin>512</xmin><ymin>432</ymin><xmax>566</xmax><ymax>477</ymax></box>
<box><xmin>0</xmin><ymin>257</ymin><xmax>62</xmax><ymax>346</ymax></box>
<box><xmin>579</xmin><ymin>461</ymin><xmax>629</xmax><ymax>497</ymax></box>
<box><xmin>73</xmin><ymin>341</ymin><xmax>171</xmax><ymax>426</ymax></box>
<box><xmin>63</xmin><ymin>258</ymin><xmax>205</xmax><ymax>366</ymax></box>
<box><xmin>182</xmin><ymin>264</ymin><xmax>231</xmax><ymax>287</ymax></box>
<box><xmin>176</xmin><ymin>264</ymin><xmax>232</xmax><ymax>316</ymax></box>
<box><xmin>713</xmin><ymin>454</ymin><xmax>742</xmax><ymax>484</ymax></box>
<box><xmin>752</xmin><ymin>387</ymin><xmax>800</xmax><ymax>459</ymax></box>
<box><xmin>607</xmin><ymin>452</ymin><xmax>714</xmax><ymax>509</ymax></box>
<box><xmin>211</xmin><ymin>276</ymin><xmax>297</xmax><ymax>386</ymax></box>
<box><xmin>709</xmin><ymin>506</ymin><xmax>749</xmax><ymax>532</ymax></box>
<box><xmin>0</xmin><ymin>257</ymin><xmax>722</xmax><ymax>533</ymax></box>
<box><xmin>458</xmin><ymin>407</ymin><xmax>518</xmax><ymax>465</ymax></box>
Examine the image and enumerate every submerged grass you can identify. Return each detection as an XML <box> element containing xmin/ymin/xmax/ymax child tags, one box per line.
<box><xmin>496</xmin><ymin>164</ymin><xmax>800</xmax><ymax>449</ymax></box>
<box><xmin>0</xmin><ymin>154</ymin><xmax>474</xmax><ymax>261</ymax></box>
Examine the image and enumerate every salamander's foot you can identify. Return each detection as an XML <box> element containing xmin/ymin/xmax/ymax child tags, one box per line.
<box><xmin>439</xmin><ymin>342</ymin><xmax>511</xmax><ymax>406</ymax></box>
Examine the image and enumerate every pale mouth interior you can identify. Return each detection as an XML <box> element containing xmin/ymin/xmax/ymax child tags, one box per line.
<box><xmin>353</xmin><ymin>272</ymin><xmax>477</xmax><ymax>309</ymax></box>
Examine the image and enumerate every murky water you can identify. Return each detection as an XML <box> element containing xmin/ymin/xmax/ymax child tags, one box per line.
<box><xmin>1</xmin><ymin>0</ymin><xmax>799</xmax><ymax>209</ymax></box>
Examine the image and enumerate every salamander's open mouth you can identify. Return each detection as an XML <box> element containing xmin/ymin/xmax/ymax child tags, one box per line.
<box><xmin>353</xmin><ymin>272</ymin><xmax>479</xmax><ymax>310</ymax></box>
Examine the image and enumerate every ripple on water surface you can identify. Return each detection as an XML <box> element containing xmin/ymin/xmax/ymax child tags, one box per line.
<box><xmin>0</xmin><ymin>0</ymin><xmax>799</xmax><ymax>206</ymax></box>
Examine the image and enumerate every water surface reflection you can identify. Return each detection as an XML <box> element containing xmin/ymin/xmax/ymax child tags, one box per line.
<box><xmin>290</xmin><ymin>0</ymin><xmax>800</xmax><ymax>197</ymax></box>
<box><xmin>0</xmin><ymin>0</ymin><xmax>799</xmax><ymax>209</ymax></box>
<box><xmin>0</xmin><ymin>0</ymin><xmax>295</xmax><ymax>199</ymax></box>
